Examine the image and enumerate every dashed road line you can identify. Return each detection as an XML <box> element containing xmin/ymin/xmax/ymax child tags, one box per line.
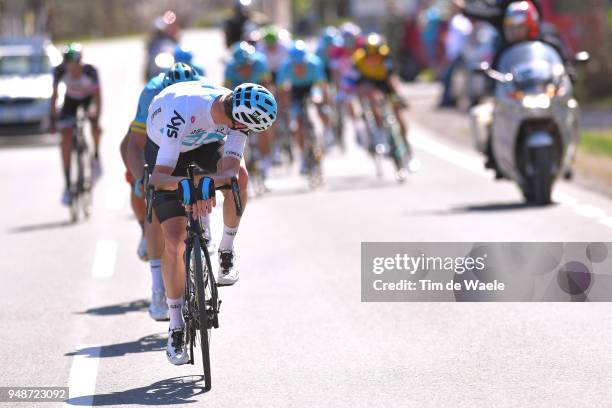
<box><xmin>64</xmin><ymin>344</ymin><xmax>100</xmax><ymax>407</ymax></box>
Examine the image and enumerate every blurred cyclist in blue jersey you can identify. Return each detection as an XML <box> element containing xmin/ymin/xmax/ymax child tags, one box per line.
<box><xmin>173</xmin><ymin>44</ymin><xmax>206</xmax><ymax>76</ymax></box>
<box><xmin>277</xmin><ymin>40</ymin><xmax>332</xmax><ymax>173</ymax></box>
<box><xmin>316</xmin><ymin>26</ymin><xmax>339</xmax><ymax>81</ymax></box>
<box><xmin>224</xmin><ymin>41</ymin><xmax>271</xmax><ymax>88</ymax></box>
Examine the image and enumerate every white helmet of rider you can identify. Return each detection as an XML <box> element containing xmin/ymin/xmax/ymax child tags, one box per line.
<box><xmin>229</xmin><ymin>83</ymin><xmax>277</xmax><ymax>132</ymax></box>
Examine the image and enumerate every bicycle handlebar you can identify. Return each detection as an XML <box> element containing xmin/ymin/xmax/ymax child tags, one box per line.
<box><xmin>143</xmin><ymin>165</ymin><xmax>243</xmax><ymax>224</ymax></box>
<box><xmin>186</xmin><ymin>165</ymin><xmax>243</xmax><ymax>218</ymax></box>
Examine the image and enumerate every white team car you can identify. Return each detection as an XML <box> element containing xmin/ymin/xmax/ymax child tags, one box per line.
<box><xmin>0</xmin><ymin>37</ymin><xmax>62</xmax><ymax>134</ymax></box>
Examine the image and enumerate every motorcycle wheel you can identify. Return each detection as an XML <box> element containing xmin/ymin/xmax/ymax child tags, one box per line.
<box><xmin>526</xmin><ymin>146</ymin><xmax>553</xmax><ymax>206</ymax></box>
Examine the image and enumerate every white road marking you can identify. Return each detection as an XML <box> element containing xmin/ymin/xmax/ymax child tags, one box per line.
<box><xmin>573</xmin><ymin>204</ymin><xmax>608</xmax><ymax>219</ymax></box>
<box><xmin>410</xmin><ymin>125</ymin><xmax>488</xmax><ymax>178</ymax></box>
<box><xmin>410</xmin><ymin>123</ymin><xmax>612</xmax><ymax>229</ymax></box>
<box><xmin>64</xmin><ymin>344</ymin><xmax>100</xmax><ymax>406</ymax></box>
<box><xmin>552</xmin><ymin>191</ymin><xmax>578</xmax><ymax>205</ymax></box>
<box><xmin>600</xmin><ymin>217</ymin><xmax>612</xmax><ymax>228</ymax></box>
<box><xmin>91</xmin><ymin>240</ymin><xmax>117</xmax><ymax>278</ymax></box>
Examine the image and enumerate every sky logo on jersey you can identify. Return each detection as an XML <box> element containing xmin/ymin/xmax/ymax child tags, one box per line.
<box><xmin>166</xmin><ymin>110</ymin><xmax>185</xmax><ymax>138</ymax></box>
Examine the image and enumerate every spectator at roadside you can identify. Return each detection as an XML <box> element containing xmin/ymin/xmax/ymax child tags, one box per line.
<box><xmin>225</xmin><ymin>1</ymin><xmax>250</xmax><ymax>48</ymax></box>
<box><xmin>439</xmin><ymin>3</ymin><xmax>473</xmax><ymax>107</ymax></box>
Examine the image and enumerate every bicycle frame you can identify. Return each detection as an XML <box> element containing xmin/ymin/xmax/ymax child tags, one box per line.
<box><xmin>294</xmin><ymin>98</ymin><xmax>324</xmax><ymax>187</ymax></box>
<box><xmin>69</xmin><ymin>106</ymin><xmax>92</xmax><ymax>222</ymax></box>
<box><xmin>359</xmin><ymin>91</ymin><xmax>411</xmax><ymax>180</ymax></box>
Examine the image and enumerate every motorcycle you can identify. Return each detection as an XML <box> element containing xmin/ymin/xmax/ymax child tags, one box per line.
<box><xmin>470</xmin><ymin>41</ymin><xmax>587</xmax><ymax>205</ymax></box>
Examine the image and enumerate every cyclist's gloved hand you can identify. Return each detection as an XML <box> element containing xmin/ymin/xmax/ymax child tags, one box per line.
<box><xmin>197</xmin><ymin>176</ymin><xmax>215</xmax><ymax>200</ymax></box>
<box><xmin>194</xmin><ymin>176</ymin><xmax>216</xmax><ymax>218</ymax></box>
<box><xmin>134</xmin><ymin>178</ymin><xmax>144</xmax><ymax>199</ymax></box>
<box><xmin>177</xmin><ymin>178</ymin><xmax>196</xmax><ymax>206</ymax></box>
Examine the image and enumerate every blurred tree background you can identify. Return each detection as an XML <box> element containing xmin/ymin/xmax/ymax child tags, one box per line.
<box><xmin>0</xmin><ymin>0</ymin><xmax>610</xmax><ymax>101</ymax></box>
<box><xmin>0</xmin><ymin>0</ymin><xmax>259</xmax><ymax>39</ymax></box>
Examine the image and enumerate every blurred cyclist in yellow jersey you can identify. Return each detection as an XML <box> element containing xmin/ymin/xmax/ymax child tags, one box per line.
<box><xmin>352</xmin><ymin>33</ymin><xmax>410</xmax><ymax>151</ymax></box>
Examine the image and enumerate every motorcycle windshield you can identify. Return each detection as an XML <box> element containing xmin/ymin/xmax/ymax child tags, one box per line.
<box><xmin>497</xmin><ymin>41</ymin><xmax>565</xmax><ymax>94</ymax></box>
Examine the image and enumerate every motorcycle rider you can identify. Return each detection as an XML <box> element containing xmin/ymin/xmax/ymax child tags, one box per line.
<box><xmin>455</xmin><ymin>0</ymin><xmax>572</xmax><ymax>72</ymax></box>
<box><xmin>456</xmin><ymin>0</ymin><xmax>573</xmax><ymax>174</ymax></box>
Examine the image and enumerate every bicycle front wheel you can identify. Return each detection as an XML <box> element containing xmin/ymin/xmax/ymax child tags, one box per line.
<box><xmin>192</xmin><ymin>236</ymin><xmax>213</xmax><ymax>390</ymax></box>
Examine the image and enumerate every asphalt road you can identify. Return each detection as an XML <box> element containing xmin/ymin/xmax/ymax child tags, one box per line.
<box><xmin>1</xmin><ymin>29</ymin><xmax>612</xmax><ymax>407</ymax></box>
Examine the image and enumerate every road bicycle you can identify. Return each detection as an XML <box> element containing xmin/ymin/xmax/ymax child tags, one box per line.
<box><xmin>144</xmin><ymin>164</ymin><xmax>242</xmax><ymax>391</ymax></box>
<box><xmin>361</xmin><ymin>96</ymin><xmax>416</xmax><ymax>182</ymax></box>
<box><xmin>68</xmin><ymin>107</ymin><xmax>93</xmax><ymax>222</ymax></box>
<box><xmin>295</xmin><ymin>99</ymin><xmax>324</xmax><ymax>188</ymax></box>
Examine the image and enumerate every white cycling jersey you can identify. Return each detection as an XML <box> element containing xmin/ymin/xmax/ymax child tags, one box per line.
<box><xmin>146</xmin><ymin>81</ymin><xmax>247</xmax><ymax>169</ymax></box>
<box><xmin>256</xmin><ymin>41</ymin><xmax>290</xmax><ymax>72</ymax></box>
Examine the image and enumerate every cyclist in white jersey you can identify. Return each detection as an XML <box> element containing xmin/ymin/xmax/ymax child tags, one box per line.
<box><xmin>146</xmin><ymin>80</ymin><xmax>277</xmax><ymax>365</ymax></box>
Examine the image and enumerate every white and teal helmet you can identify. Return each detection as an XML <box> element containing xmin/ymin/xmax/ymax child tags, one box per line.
<box><xmin>163</xmin><ymin>62</ymin><xmax>199</xmax><ymax>88</ymax></box>
<box><xmin>231</xmin><ymin>83</ymin><xmax>277</xmax><ymax>132</ymax></box>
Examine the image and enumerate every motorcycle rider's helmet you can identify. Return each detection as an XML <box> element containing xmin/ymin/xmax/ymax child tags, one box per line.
<box><xmin>226</xmin><ymin>83</ymin><xmax>277</xmax><ymax>132</ymax></box>
<box><xmin>504</xmin><ymin>1</ymin><xmax>539</xmax><ymax>43</ymax></box>
<box><xmin>62</xmin><ymin>43</ymin><xmax>83</xmax><ymax>63</ymax></box>
<box><xmin>232</xmin><ymin>41</ymin><xmax>256</xmax><ymax>66</ymax></box>
<box><xmin>173</xmin><ymin>45</ymin><xmax>193</xmax><ymax>64</ymax></box>
<box><xmin>364</xmin><ymin>33</ymin><xmax>389</xmax><ymax>57</ymax></box>
<box><xmin>163</xmin><ymin>62</ymin><xmax>199</xmax><ymax>88</ymax></box>
<box><xmin>289</xmin><ymin>40</ymin><xmax>307</xmax><ymax>63</ymax></box>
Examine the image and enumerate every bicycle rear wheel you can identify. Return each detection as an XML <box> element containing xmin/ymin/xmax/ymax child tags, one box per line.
<box><xmin>192</xmin><ymin>236</ymin><xmax>214</xmax><ymax>391</ymax></box>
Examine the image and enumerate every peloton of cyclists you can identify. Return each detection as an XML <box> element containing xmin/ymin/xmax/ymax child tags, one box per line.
<box><xmin>276</xmin><ymin>40</ymin><xmax>332</xmax><ymax>175</ymax></box>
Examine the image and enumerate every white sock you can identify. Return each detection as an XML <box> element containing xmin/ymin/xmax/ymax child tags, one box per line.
<box><xmin>219</xmin><ymin>224</ymin><xmax>239</xmax><ymax>251</ymax></box>
<box><xmin>167</xmin><ymin>296</ymin><xmax>184</xmax><ymax>329</ymax></box>
<box><xmin>150</xmin><ymin>259</ymin><xmax>164</xmax><ymax>292</ymax></box>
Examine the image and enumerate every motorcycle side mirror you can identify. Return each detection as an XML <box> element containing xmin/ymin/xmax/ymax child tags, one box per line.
<box><xmin>487</xmin><ymin>69</ymin><xmax>513</xmax><ymax>84</ymax></box>
<box><xmin>574</xmin><ymin>51</ymin><xmax>590</xmax><ymax>65</ymax></box>
<box><xmin>475</xmin><ymin>61</ymin><xmax>513</xmax><ymax>83</ymax></box>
